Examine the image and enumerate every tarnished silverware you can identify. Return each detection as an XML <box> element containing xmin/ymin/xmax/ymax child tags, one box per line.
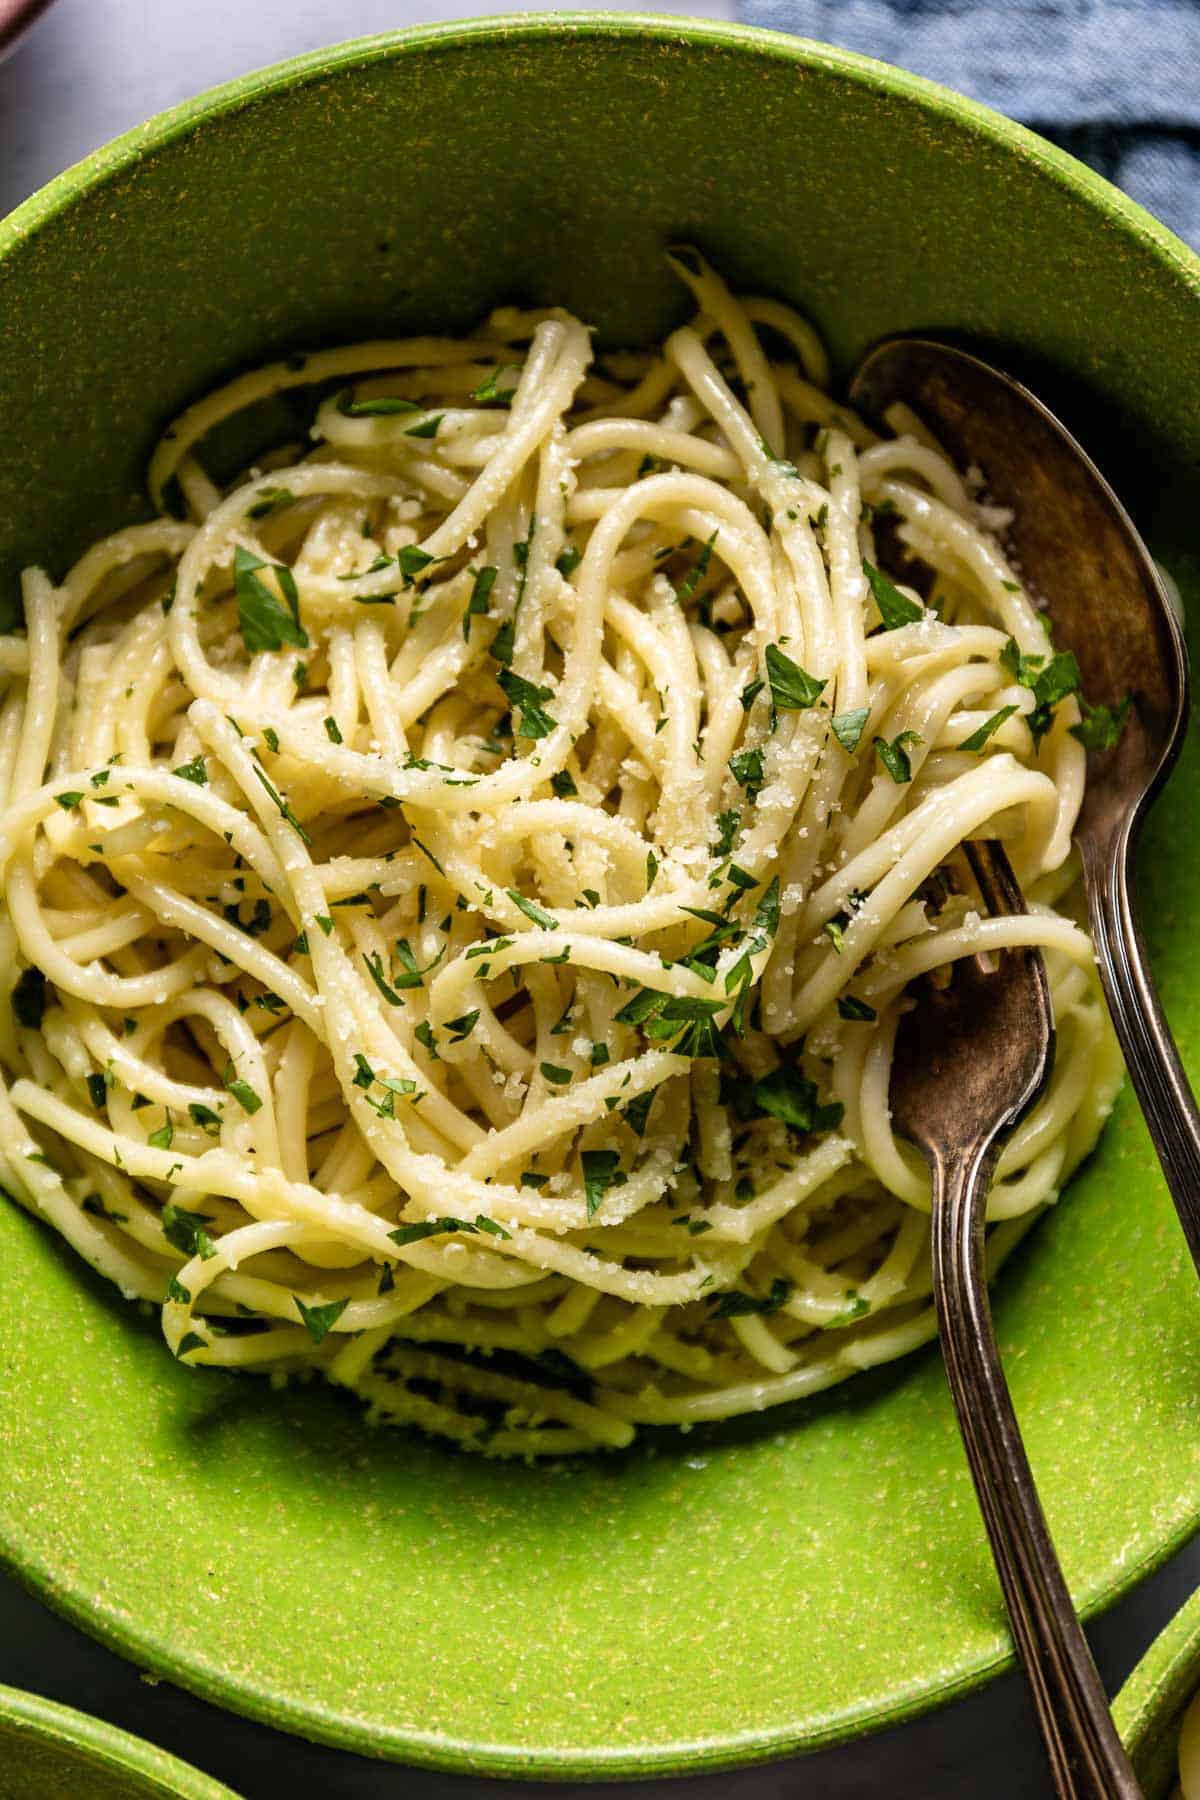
<box><xmin>852</xmin><ymin>338</ymin><xmax>1200</xmax><ymax>1280</ymax></box>
<box><xmin>891</xmin><ymin>839</ymin><xmax>1139</xmax><ymax>1798</ymax></box>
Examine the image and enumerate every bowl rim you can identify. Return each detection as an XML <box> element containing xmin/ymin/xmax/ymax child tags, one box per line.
<box><xmin>2</xmin><ymin>9</ymin><xmax>1199</xmax><ymax>293</ymax></box>
<box><xmin>1114</xmin><ymin>1587</ymin><xmax>1200</xmax><ymax>1792</ymax></box>
<box><xmin>3</xmin><ymin>12</ymin><xmax>1200</xmax><ymax>1780</ymax></box>
<box><xmin>0</xmin><ymin>1680</ymin><xmax>239</xmax><ymax>1799</ymax></box>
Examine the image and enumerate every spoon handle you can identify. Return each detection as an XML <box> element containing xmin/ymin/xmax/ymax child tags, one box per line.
<box><xmin>930</xmin><ymin>1138</ymin><xmax>1142</xmax><ymax>1799</ymax></box>
<box><xmin>1082</xmin><ymin>823</ymin><xmax>1200</xmax><ymax>1275</ymax></box>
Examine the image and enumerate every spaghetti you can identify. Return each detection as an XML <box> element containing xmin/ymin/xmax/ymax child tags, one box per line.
<box><xmin>0</xmin><ymin>253</ymin><xmax>1122</xmax><ymax>1455</ymax></box>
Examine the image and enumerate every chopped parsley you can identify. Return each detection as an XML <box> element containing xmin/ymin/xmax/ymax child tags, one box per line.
<box><xmin>1000</xmin><ymin>637</ymin><xmax>1083</xmax><ymax>749</ymax></box>
<box><xmin>172</xmin><ymin>755</ymin><xmax>208</xmax><ymax>785</ymax></box>
<box><xmin>831</xmin><ymin>707</ymin><xmax>870</xmax><ymax>754</ymax></box>
<box><xmin>490</xmin><ymin>615</ymin><xmax>515</xmax><ymax>666</ymax></box>
<box><xmin>444</xmin><ymin>1010</ymin><xmax>480</xmax><ymax>1043</ymax></box>
<box><xmin>221</xmin><ymin>1062</ymin><xmax>263</xmax><ymax>1114</ymax></box>
<box><xmin>497</xmin><ymin>668</ymin><xmax>557</xmax><ymax>739</ymax></box>
<box><xmin>729</xmin><ymin>747</ymin><xmax>765</xmax><ymax>801</ymax></box>
<box><xmin>614</xmin><ymin>987</ymin><xmax>671</xmax><ymax>1026</ymax></box>
<box><xmin>363</xmin><ymin>950</ymin><xmax>406</xmax><ymax>1006</ymax></box>
<box><xmin>396</xmin><ymin>545</ymin><xmax>444</xmax><ymax>584</ymax></box>
<box><xmin>162</xmin><ymin>1202</ymin><xmax>217</xmax><ymax>1261</ymax></box>
<box><xmin>251</xmin><ymin>763</ymin><xmax>311</xmax><ymax>844</ymax></box>
<box><xmin>622</xmin><ymin>1091</ymin><xmax>655</xmax><ymax>1137</ymax></box>
<box><xmin>1070</xmin><ymin>696</ymin><xmax>1132</xmax><ymax>752</ymax></box>
<box><xmin>295</xmin><ymin>1295</ymin><xmax>349</xmax><ymax>1344</ymax></box>
<box><xmin>245</xmin><ymin>485</ymin><xmax>296</xmax><ymax>520</ymax></box>
<box><xmin>581</xmin><ymin>1148</ymin><xmax>625</xmax><ymax>1219</ymax></box>
<box><xmin>958</xmin><ymin>706</ymin><xmax>1019</xmax><ymax>753</ymax></box>
<box><xmin>864</xmin><ymin>560</ymin><xmax>923</xmax><ymax>630</ymax></box>
<box><xmin>822</xmin><ymin>1292</ymin><xmax>872</xmax><ymax>1328</ymax></box>
<box><xmin>754</xmin><ymin>875</ymin><xmax>781</xmax><ymax>937</ymax></box>
<box><xmin>508</xmin><ymin>889</ymin><xmax>558</xmax><ymax>930</ymax></box>
<box><xmin>729</xmin><ymin>1064</ymin><xmax>843</xmax><ymax>1133</ymax></box>
<box><xmin>472</xmin><ymin>364</ymin><xmax>520</xmax><ymax>405</ymax></box>
<box><xmin>712</xmin><ymin>809</ymin><xmax>741</xmax><ymax>857</ymax></box>
<box><xmin>410</xmin><ymin>836</ymin><xmax>445</xmax><ymax>876</ymax></box>
<box><xmin>463</xmin><ymin>565</ymin><xmax>497</xmax><ymax>639</ymax></box>
<box><xmin>389</xmin><ymin>1214</ymin><xmax>509</xmax><ymax>1246</ymax></box>
<box><xmin>837</xmin><ymin>994</ymin><xmax>877</xmax><ymax>1022</ymax></box>
<box><xmin>675</xmin><ymin>529</ymin><xmax>718</xmax><ymax>605</ymax></box>
<box><xmin>234</xmin><ymin>544</ymin><xmax>308</xmax><ymax>654</ymax></box>
<box><xmin>392</xmin><ymin>938</ymin><xmax>445</xmax><ymax>987</ymax></box>
<box><xmin>147</xmin><ymin>1112</ymin><xmax>175</xmax><ymax>1151</ymax></box>
<box><xmin>708</xmin><ymin>1277</ymin><xmax>793</xmax><ymax>1319</ymax></box>
<box><xmin>403</xmin><ymin>414</ymin><xmax>444</xmax><ymax>439</ymax></box>
<box><xmin>619</xmin><ymin>992</ymin><xmax>727</xmax><ymax>1059</ymax></box>
<box><xmin>765</xmin><ymin>643</ymin><xmax>826</xmax><ymax>711</ymax></box>
<box><xmin>874</xmin><ymin>730</ymin><xmax>922</xmax><ymax>784</ymax></box>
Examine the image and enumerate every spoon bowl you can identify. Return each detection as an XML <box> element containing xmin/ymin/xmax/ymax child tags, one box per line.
<box><xmin>851</xmin><ymin>338</ymin><xmax>1200</xmax><ymax>1274</ymax></box>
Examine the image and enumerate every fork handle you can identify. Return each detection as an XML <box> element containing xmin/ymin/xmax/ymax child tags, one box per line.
<box><xmin>1081</xmin><ymin>821</ymin><xmax>1200</xmax><ymax>1277</ymax></box>
<box><xmin>930</xmin><ymin>1140</ymin><xmax>1142</xmax><ymax>1799</ymax></box>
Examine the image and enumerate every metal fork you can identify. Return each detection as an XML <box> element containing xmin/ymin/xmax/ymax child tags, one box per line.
<box><xmin>890</xmin><ymin>839</ymin><xmax>1140</xmax><ymax>1798</ymax></box>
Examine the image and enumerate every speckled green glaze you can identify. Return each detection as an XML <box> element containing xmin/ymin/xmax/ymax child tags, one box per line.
<box><xmin>0</xmin><ymin>1684</ymin><xmax>239</xmax><ymax>1799</ymax></box>
<box><xmin>1115</xmin><ymin>1589</ymin><xmax>1200</xmax><ymax>1797</ymax></box>
<box><xmin>1</xmin><ymin>15</ymin><xmax>1199</xmax><ymax>1781</ymax></box>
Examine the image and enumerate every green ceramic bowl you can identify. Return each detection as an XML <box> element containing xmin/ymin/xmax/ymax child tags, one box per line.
<box><xmin>0</xmin><ymin>1683</ymin><xmax>238</xmax><ymax>1800</ymax></box>
<box><xmin>1116</xmin><ymin>1589</ymin><xmax>1200</xmax><ymax>1797</ymax></box>
<box><xmin>2</xmin><ymin>14</ymin><xmax>1200</xmax><ymax>1781</ymax></box>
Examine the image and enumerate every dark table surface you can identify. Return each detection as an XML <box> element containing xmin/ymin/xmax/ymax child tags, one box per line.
<box><xmin>2</xmin><ymin>5</ymin><xmax>1197</xmax><ymax>1795</ymax></box>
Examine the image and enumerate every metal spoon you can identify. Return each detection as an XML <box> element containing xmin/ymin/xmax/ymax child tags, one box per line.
<box><xmin>891</xmin><ymin>839</ymin><xmax>1140</xmax><ymax>1798</ymax></box>
<box><xmin>850</xmin><ymin>338</ymin><xmax>1200</xmax><ymax>1277</ymax></box>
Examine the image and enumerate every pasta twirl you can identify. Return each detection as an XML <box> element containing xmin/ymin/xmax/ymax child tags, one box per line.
<box><xmin>0</xmin><ymin>254</ymin><xmax>1122</xmax><ymax>1456</ymax></box>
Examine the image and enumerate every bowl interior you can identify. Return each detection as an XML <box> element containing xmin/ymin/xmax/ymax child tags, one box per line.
<box><xmin>0</xmin><ymin>1684</ymin><xmax>237</xmax><ymax>1800</ymax></box>
<box><xmin>2</xmin><ymin>17</ymin><xmax>1200</xmax><ymax>1778</ymax></box>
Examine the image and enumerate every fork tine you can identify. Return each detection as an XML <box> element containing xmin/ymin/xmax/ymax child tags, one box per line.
<box><xmin>965</xmin><ymin>837</ymin><xmax>1024</xmax><ymax>918</ymax></box>
<box><xmin>891</xmin><ymin>840</ymin><xmax>1054</xmax><ymax>1158</ymax></box>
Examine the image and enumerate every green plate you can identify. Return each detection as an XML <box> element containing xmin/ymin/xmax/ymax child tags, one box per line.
<box><xmin>0</xmin><ymin>1683</ymin><xmax>238</xmax><ymax>1800</ymax></box>
<box><xmin>2</xmin><ymin>16</ymin><xmax>1199</xmax><ymax>1780</ymax></box>
<box><xmin>1116</xmin><ymin>1589</ymin><xmax>1200</xmax><ymax>1797</ymax></box>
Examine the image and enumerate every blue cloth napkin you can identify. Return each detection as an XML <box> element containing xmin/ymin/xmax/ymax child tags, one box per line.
<box><xmin>736</xmin><ymin>0</ymin><xmax>1200</xmax><ymax>248</ymax></box>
